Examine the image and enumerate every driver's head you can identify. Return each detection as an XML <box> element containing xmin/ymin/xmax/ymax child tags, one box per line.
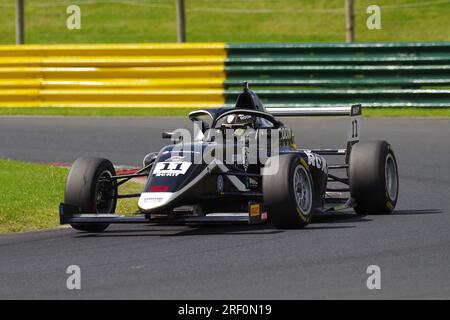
<box><xmin>226</xmin><ymin>113</ymin><xmax>256</xmax><ymax>127</ymax></box>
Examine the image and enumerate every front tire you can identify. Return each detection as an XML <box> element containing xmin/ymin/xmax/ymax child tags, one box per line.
<box><xmin>349</xmin><ymin>141</ymin><xmax>399</xmax><ymax>214</ymax></box>
<box><xmin>64</xmin><ymin>157</ymin><xmax>117</xmax><ymax>232</ymax></box>
<box><xmin>263</xmin><ymin>154</ymin><xmax>314</xmax><ymax>229</ymax></box>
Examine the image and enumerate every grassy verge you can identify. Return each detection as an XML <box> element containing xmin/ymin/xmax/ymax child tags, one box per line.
<box><xmin>0</xmin><ymin>107</ymin><xmax>449</xmax><ymax>118</ymax></box>
<box><xmin>0</xmin><ymin>159</ymin><xmax>143</xmax><ymax>233</ymax></box>
<box><xmin>0</xmin><ymin>0</ymin><xmax>449</xmax><ymax>43</ymax></box>
<box><xmin>363</xmin><ymin>108</ymin><xmax>450</xmax><ymax>117</ymax></box>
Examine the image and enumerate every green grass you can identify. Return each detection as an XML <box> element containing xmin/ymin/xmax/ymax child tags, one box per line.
<box><xmin>0</xmin><ymin>107</ymin><xmax>449</xmax><ymax>117</ymax></box>
<box><xmin>0</xmin><ymin>1</ymin><xmax>448</xmax><ymax>118</ymax></box>
<box><xmin>0</xmin><ymin>159</ymin><xmax>67</xmax><ymax>233</ymax></box>
<box><xmin>0</xmin><ymin>159</ymin><xmax>143</xmax><ymax>233</ymax></box>
<box><xmin>0</xmin><ymin>0</ymin><xmax>449</xmax><ymax>44</ymax></box>
<box><xmin>363</xmin><ymin>108</ymin><xmax>450</xmax><ymax>117</ymax></box>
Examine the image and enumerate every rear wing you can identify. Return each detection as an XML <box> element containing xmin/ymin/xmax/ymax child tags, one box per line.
<box><xmin>267</xmin><ymin>104</ymin><xmax>362</xmax><ymax>162</ymax></box>
<box><xmin>266</xmin><ymin>105</ymin><xmax>361</xmax><ymax>117</ymax></box>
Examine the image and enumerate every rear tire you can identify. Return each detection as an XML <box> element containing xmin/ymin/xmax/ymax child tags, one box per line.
<box><xmin>64</xmin><ymin>157</ymin><xmax>117</xmax><ymax>232</ymax></box>
<box><xmin>263</xmin><ymin>154</ymin><xmax>314</xmax><ymax>229</ymax></box>
<box><xmin>349</xmin><ymin>141</ymin><xmax>399</xmax><ymax>214</ymax></box>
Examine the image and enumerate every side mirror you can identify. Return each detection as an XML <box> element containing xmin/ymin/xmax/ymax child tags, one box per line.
<box><xmin>142</xmin><ymin>152</ymin><xmax>158</xmax><ymax>167</ymax></box>
<box><xmin>162</xmin><ymin>131</ymin><xmax>174</xmax><ymax>139</ymax></box>
<box><xmin>162</xmin><ymin>131</ymin><xmax>183</xmax><ymax>143</ymax></box>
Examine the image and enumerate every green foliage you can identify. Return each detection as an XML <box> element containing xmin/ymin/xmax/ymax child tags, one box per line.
<box><xmin>0</xmin><ymin>0</ymin><xmax>448</xmax><ymax>44</ymax></box>
<box><xmin>0</xmin><ymin>159</ymin><xmax>142</xmax><ymax>233</ymax></box>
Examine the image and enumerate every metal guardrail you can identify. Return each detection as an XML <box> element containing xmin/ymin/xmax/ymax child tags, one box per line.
<box><xmin>224</xmin><ymin>42</ymin><xmax>450</xmax><ymax>108</ymax></box>
<box><xmin>0</xmin><ymin>42</ymin><xmax>448</xmax><ymax>108</ymax></box>
<box><xmin>0</xmin><ymin>43</ymin><xmax>227</xmax><ymax>108</ymax></box>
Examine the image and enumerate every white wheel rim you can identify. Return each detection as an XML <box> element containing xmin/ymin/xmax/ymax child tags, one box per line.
<box><xmin>385</xmin><ymin>154</ymin><xmax>398</xmax><ymax>201</ymax></box>
<box><xmin>293</xmin><ymin>164</ymin><xmax>312</xmax><ymax>214</ymax></box>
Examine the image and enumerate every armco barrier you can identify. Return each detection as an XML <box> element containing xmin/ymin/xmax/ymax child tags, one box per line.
<box><xmin>0</xmin><ymin>43</ymin><xmax>227</xmax><ymax>108</ymax></box>
<box><xmin>0</xmin><ymin>42</ymin><xmax>449</xmax><ymax>108</ymax></box>
<box><xmin>224</xmin><ymin>42</ymin><xmax>450</xmax><ymax>108</ymax></box>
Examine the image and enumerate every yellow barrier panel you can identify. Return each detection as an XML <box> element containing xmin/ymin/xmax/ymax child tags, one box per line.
<box><xmin>0</xmin><ymin>66</ymin><xmax>225</xmax><ymax>79</ymax></box>
<box><xmin>0</xmin><ymin>57</ymin><xmax>226</xmax><ymax>67</ymax></box>
<box><xmin>0</xmin><ymin>79</ymin><xmax>224</xmax><ymax>89</ymax></box>
<box><xmin>0</xmin><ymin>88</ymin><xmax>225</xmax><ymax>108</ymax></box>
<box><xmin>0</xmin><ymin>43</ymin><xmax>227</xmax><ymax>108</ymax></box>
<box><xmin>0</xmin><ymin>43</ymin><xmax>227</xmax><ymax>57</ymax></box>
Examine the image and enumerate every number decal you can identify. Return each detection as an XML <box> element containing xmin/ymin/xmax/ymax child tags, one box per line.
<box><xmin>153</xmin><ymin>162</ymin><xmax>191</xmax><ymax>176</ymax></box>
<box><xmin>352</xmin><ymin>119</ymin><xmax>359</xmax><ymax>138</ymax></box>
<box><xmin>173</xmin><ymin>163</ymin><xmax>183</xmax><ymax>171</ymax></box>
<box><xmin>348</xmin><ymin>115</ymin><xmax>361</xmax><ymax>142</ymax></box>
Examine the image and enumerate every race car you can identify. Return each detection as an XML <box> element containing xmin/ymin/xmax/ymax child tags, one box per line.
<box><xmin>59</xmin><ymin>83</ymin><xmax>399</xmax><ymax>232</ymax></box>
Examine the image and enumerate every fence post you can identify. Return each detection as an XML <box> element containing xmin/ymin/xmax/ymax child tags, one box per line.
<box><xmin>345</xmin><ymin>0</ymin><xmax>354</xmax><ymax>43</ymax></box>
<box><xmin>16</xmin><ymin>0</ymin><xmax>25</xmax><ymax>44</ymax></box>
<box><xmin>176</xmin><ymin>0</ymin><xmax>186</xmax><ymax>42</ymax></box>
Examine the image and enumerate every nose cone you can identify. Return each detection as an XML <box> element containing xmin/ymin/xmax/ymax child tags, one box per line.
<box><xmin>138</xmin><ymin>192</ymin><xmax>174</xmax><ymax>211</ymax></box>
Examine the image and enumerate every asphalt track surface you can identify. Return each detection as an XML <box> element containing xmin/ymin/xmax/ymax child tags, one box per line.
<box><xmin>0</xmin><ymin>116</ymin><xmax>449</xmax><ymax>299</ymax></box>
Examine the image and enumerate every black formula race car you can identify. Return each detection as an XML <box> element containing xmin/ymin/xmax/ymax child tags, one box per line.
<box><xmin>59</xmin><ymin>84</ymin><xmax>399</xmax><ymax>232</ymax></box>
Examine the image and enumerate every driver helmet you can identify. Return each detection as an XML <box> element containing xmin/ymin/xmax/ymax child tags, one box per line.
<box><xmin>226</xmin><ymin>113</ymin><xmax>256</xmax><ymax>128</ymax></box>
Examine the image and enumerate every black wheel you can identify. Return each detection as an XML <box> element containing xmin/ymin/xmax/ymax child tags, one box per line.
<box><xmin>349</xmin><ymin>141</ymin><xmax>399</xmax><ymax>214</ymax></box>
<box><xmin>263</xmin><ymin>154</ymin><xmax>314</xmax><ymax>229</ymax></box>
<box><xmin>64</xmin><ymin>157</ymin><xmax>117</xmax><ymax>232</ymax></box>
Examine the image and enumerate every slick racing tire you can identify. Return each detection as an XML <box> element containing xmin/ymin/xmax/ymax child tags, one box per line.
<box><xmin>349</xmin><ymin>141</ymin><xmax>399</xmax><ymax>215</ymax></box>
<box><xmin>263</xmin><ymin>154</ymin><xmax>314</xmax><ymax>229</ymax></box>
<box><xmin>64</xmin><ymin>157</ymin><xmax>117</xmax><ymax>232</ymax></box>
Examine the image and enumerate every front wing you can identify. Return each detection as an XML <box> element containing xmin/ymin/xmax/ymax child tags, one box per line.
<box><xmin>59</xmin><ymin>202</ymin><xmax>268</xmax><ymax>225</ymax></box>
